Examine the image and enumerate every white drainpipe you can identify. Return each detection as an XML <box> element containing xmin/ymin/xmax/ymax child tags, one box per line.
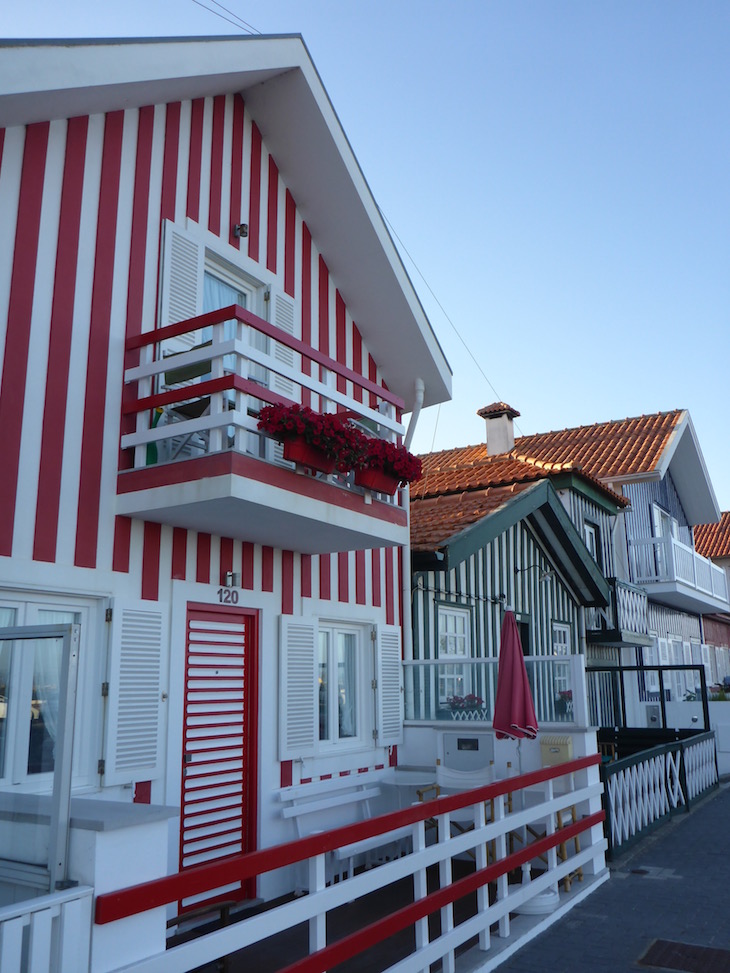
<box><xmin>402</xmin><ymin>379</ymin><xmax>425</xmax><ymax>665</ymax></box>
<box><xmin>404</xmin><ymin>378</ymin><xmax>425</xmax><ymax>451</ymax></box>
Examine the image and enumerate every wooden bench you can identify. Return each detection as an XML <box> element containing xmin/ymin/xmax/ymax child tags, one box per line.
<box><xmin>278</xmin><ymin>774</ymin><xmax>412</xmax><ymax>885</ymax></box>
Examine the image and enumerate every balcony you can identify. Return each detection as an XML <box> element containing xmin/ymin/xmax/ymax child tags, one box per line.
<box><xmin>117</xmin><ymin>306</ymin><xmax>409</xmax><ymax>554</ymax></box>
<box><xmin>628</xmin><ymin>535</ymin><xmax>730</xmax><ymax>614</ymax></box>
<box><xmin>585</xmin><ymin>578</ymin><xmax>653</xmax><ymax>648</ymax></box>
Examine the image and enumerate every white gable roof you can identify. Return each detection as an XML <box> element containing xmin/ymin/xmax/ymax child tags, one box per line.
<box><xmin>0</xmin><ymin>35</ymin><xmax>452</xmax><ymax>413</ymax></box>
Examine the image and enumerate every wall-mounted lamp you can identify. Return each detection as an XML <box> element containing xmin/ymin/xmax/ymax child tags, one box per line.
<box><xmin>223</xmin><ymin>571</ymin><xmax>241</xmax><ymax>588</ymax></box>
<box><xmin>514</xmin><ymin>564</ymin><xmax>555</xmax><ymax>583</ymax></box>
<box><xmin>233</xmin><ymin>223</ymin><xmax>249</xmax><ymax>238</ymax></box>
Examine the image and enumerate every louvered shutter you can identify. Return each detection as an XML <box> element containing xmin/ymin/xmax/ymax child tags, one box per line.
<box><xmin>269</xmin><ymin>287</ymin><xmax>298</xmax><ymax>399</ymax></box>
<box><xmin>159</xmin><ymin>220</ymin><xmax>205</xmax><ymax>350</ymax></box>
<box><xmin>375</xmin><ymin>625</ymin><xmax>403</xmax><ymax>747</ymax></box>
<box><xmin>279</xmin><ymin>616</ymin><xmax>318</xmax><ymax>760</ymax></box>
<box><xmin>104</xmin><ymin>600</ymin><xmax>168</xmax><ymax>785</ymax></box>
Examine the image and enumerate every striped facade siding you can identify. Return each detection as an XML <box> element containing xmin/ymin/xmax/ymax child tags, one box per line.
<box><xmin>622</xmin><ymin>475</ymin><xmax>692</xmax><ymax>547</ymax></box>
<box><xmin>648</xmin><ymin>603</ymin><xmax>701</xmax><ymax>643</ymax></box>
<box><xmin>412</xmin><ymin>523</ymin><xmax>580</xmax><ymax>663</ymax></box>
<box><xmin>560</xmin><ymin>490</ymin><xmax>615</xmax><ymax>577</ymax></box>
<box><xmin>0</xmin><ymin>97</ymin><xmax>400</xmax><ymax>614</ymax></box>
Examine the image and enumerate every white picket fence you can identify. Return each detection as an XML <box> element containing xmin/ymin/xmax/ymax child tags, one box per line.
<box><xmin>0</xmin><ymin>885</ymin><xmax>93</xmax><ymax>973</ymax></box>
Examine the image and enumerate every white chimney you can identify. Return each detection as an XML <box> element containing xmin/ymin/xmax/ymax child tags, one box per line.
<box><xmin>478</xmin><ymin>402</ymin><xmax>520</xmax><ymax>456</ymax></box>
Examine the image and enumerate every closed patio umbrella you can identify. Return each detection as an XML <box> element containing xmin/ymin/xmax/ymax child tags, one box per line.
<box><xmin>493</xmin><ymin>610</ymin><xmax>538</xmax><ymax>757</ymax></box>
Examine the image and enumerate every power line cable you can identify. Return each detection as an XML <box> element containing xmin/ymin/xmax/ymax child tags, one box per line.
<box><xmin>204</xmin><ymin>0</ymin><xmax>261</xmax><ymax>33</ymax></box>
<box><xmin>190</xmin><ymin>0</ymin><xmax>259</xmax><ymax>34</ymax></box>
<box><xmin>380</xmin><ymin>209</ymin><xmax>524</xmax><ymax>437</ymax></box>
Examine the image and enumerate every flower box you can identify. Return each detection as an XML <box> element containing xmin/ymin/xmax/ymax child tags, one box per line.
<box><xmin>283</xmin><ymin>438</ymin><xmax>337</xmax><ymax>474</ymax></box>
<box><xmin>354</xmin><ymin>467</ymin><xmax>401</xmax><ymax>495</ymax></box>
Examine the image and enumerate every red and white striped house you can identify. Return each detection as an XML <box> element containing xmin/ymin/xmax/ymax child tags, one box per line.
<box><xmin>0</xmin><ymin>31</ymin><xmax>452</xmax><ymax>928</ymax></box>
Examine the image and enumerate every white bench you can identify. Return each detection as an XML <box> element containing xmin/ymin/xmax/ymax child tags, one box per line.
<box><xmin>278</xmin><ymin>774</ymin><xmax>412</xmax><ymax>884</ymax></box>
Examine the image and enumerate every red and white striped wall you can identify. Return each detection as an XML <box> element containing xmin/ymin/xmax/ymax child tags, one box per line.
<box><xmin>0</xmin><ymin>95</ymin><xmax>401</xmax><ymax>622</ymax></box>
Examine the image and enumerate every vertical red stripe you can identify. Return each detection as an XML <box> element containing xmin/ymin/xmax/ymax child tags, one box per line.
<box><xmin>0</xmin><ymin>122</ymin><xmax>49</xmax><ymax>555</ymax></box>
<box><xmin>385</xmin><ymin>548</ymin><xmax>395</xmax><ymax>625</ymax></box>
<box><xmin>208</xmin><ymin>95</ymin><xmax>225</xmax><ymax>236</ymax></box>
<box><xmin>389</xmin><ymin>746</ymin><xmax>398</xmax><ymax>768</ymax></box>
<box><xmin>266</xmin><ymin>155</ymin><xmax>278</xmax><ymax>272</ymax></box>
<box><xmin>319</xmin><ymin>554</ymin><xmax>331</xmax><ymax>601</ymax></box>
<box><xmin>372</xmin><ymin>549</ymin><xmax>382</xmax><ymax>607</ymax></box>
<box><xmin>336</xmin><ymin>291</ymin><xmax>347</xmax><ymax>395</ymax></box>
<box><xmin>33</xmin><ymin>116</ymin><xmax>88</xmax><ymax>562</ymax></box>
<box><xmin>300</xmin><ymin>223</ymin><xmax>312</xmax><ymax>407</ymax></box>
<box><xmin>301</xmin><ymin>553</ymin><xmax>312</xmax><ymax>598</ymax></box>
<box><xmin>171</xmin><ymin>527</ymin><xmax>187</xmax><ymax>580</ymax></box>
<box><xmin>186</xmin><ymin>98</ymin><xmax>204</xmax><ymax>221</ymax></box>
<box><xmin>242</xmin><ymin>541</ymin><xmax>254</xmax><ymax>588</ymax></box>
<box><xmin>74</xmin><ymin>111</ymin><xmax>124</xmax><ymax>568</ymax></box>
<box><xmin>247</xmin><ymin>122</ymin><xmax>262</xmax><ymax>262</ymax></box>
<box><xmin>398</xmin><ymin>546</ymin><xmax>404</xmax><ymax>628</ymax></box>
<box><xmin>229</xmin><ymin>95</ymin><xmax>244</xmax><ymax>248</ymax></box>
<box><xmin>220</xmin><ymin>536</ymin><xmax>233</xmax><ymax>584</ymax></box>
<box><xmin>262</xmin><ymin>546</ymin><xmax>274</xmax><ymax>592</ymax></box>
<box><xmin>280</xmin><ymin>761</ymin><xmax>293</xmax><ymax>788</ymax></box>
<box><xmin>114</xmin><ymin>105</ymin><xmax>156</xmax><ymax>570</ymax></box>
<box><xmin>141</xmin><ymin>522</ymin><xmax>161</xmax><ymax>600</ymax></box>
<box><xmin>352</xmin><ymin>325</ymin><xmax>364</xmax><ymax>404</ymax></box>
<box><xmin>0</xmin><ymin>129</ymin><xmax>5</xmax><ymax>166</ymax></box>
<box><xmin>133</xmin><ymin>781</ymin><xmax>152</xmax><ymax>804</ymax></box>
<box><xmin>368</xmin><ymin>354</ymin><xmax>378</xmax><ymax>409</ymax></box>
<box><xmin>282</xmin><ymin>550</ymin><xmax>294</xmax><ymax>614</ymax></box>
<box><xmin>284</xmin><ymin>189</ymin><xmax>296</xmax><ymax>297</ymax></box>
<box><xmin>355</xmin><ymin>550</ymin><xmax>366</xmax><ymax>605</ymax></box>
<box><xmin>160</xmin><ymin>102</ymin><xmax>181</xmax><ymax>222</ymax></box>
<box><xmin>196</xmin><ymin>533</ymin><xmax>211</xmax><ymax>584</ymax></box>
<box><xmin>318</xmin><ymin>257</ymin><xmax>329</xmax><ymax>354</ymax></box>
<box><xmin>338</xmin><ymin>552</ymin><xmax>349</xmax><ymax>603</ymax></box>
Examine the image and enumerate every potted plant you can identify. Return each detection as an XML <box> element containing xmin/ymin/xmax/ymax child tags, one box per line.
<box><xmin>353</xmin><ymin>438</ymin><xmax>422</xmax><ymax>495</ymax></box>
<box><xmin>257</xmin><ymin>403</ymin><xmax>361</xmax><ymax>474</ymax></box>
<box><xmin>446</xmin><ymin>693</ymin><xmax>485</xmax><ymax>721</ymax></box>
<box><xmin>555</xmin><ymin>689</ymin><xmax>572</xmax><ymax>716</ymax></box>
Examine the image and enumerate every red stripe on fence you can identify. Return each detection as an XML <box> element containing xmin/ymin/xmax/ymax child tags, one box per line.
<box><xmin>94</xmin><ymin>755</ymin><xmax>602</xmax><ymax>924</ymax></box>
<box><xmin>75</xmin><ymin>110</ymin><xmax>124</xmax><ymax>568</ymax></box>
<box><xmin>0</xmin><ymin>121</ymin><xmax>49</xmax><ymax>556</ymax></box>
<box><xmin>33</xmin><ymin>115</ymin><xmax>89</xmax><ymax>563</ymax></box>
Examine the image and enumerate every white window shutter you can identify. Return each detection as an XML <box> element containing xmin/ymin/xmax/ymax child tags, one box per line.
<box><xmin>104</xmin><ymin>600</ymin><xmax>168</xmax><ymax>785</ymax></box>
<box><xmin>279</xmin><ymin>616</ymin><xmax>318</xmax><ymax>760</ymax></box>
<box><xmin>269</xmin><ymin>287</ymin><xmax>298</xmax><ymax>400</ymax></box>
<box><xmin>375</xmin><ymin>624</ymin><xmax>403</xmax><ymax>747</ymax></box>
<box><xmin>159</xmin><ymin>219</ymin><xmax>205</xmax><ymax>349</ymax></box>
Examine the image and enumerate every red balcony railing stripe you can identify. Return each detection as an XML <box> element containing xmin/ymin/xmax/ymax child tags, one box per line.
<box><xmin>94</xmin><ymin>756</ymin><xmax>600</xmax><ymax>925</ymax></box>
<box><xmin>125</xmin><ymin>305</ymin><xmax>405</xmax><ymax>410</ymax></box>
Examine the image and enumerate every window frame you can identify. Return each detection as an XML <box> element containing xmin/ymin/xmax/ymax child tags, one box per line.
<box><xmin>435</xmin><ymin>603</ymin><xmax>473</xmax><ymax>704</ymax></box>
<box><xmin>317</xmin><ymin>621</ymin><xmax>368</xmax><ymax>751</ymax></box>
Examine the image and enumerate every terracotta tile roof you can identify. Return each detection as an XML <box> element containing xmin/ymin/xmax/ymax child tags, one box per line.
<box><xmin>511</xmin><ymin>410</ymin><xmax>685</xmax><ymax>481</ymax></box>
<box><xmin>412</xmin><ymin>451</ymin><xmax>545</xmax><ymax>500</ymax></box>
<box><xmin>410</xmin><ymin>482</ymin><xmax>535</xmax><ymax>552</ymax></box>
<box><xmin>695</xmin><ymin>512</ymin><xmax>730</xmax><ymax>560</ymax></box>
<box><xmin>477</xmin><ymin>402</ymin><xmax>520</xmax><ymax>419</ymax></box>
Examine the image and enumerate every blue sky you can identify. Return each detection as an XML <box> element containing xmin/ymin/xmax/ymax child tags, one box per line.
<box><xmin>5</xmin><ymin>2</ymin><xmax>730</xmax><ymax>509</ymax></box>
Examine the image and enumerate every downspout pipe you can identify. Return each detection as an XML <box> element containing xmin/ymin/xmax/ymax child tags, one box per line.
<box><xmin>404</xmin><ymin>378</ymin><xmax>425</xmax><ymax>451</ymax></box>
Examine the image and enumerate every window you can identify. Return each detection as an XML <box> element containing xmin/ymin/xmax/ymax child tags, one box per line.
<box><xmin>552</xmin><ymin>623</ymin><xmax>572</xmax><ymax>696</ymax></box>
<box><xmin>437</xmin><ymin>606</ymin><xmax>471</xmax><ymax>703</ymax></box>
<box><xmin>584</xmin><ymin>522</ymin><xmax>602</xmax><ymax>568</ymax></box>
<box><xmin>319</xmin><ymin>625</ymin><xmax>360</xmax><ymax>745</ymax></box>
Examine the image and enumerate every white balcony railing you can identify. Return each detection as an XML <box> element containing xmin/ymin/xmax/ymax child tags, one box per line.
<box><xmin>585</xmin><ymin>578</ymin><xmax>649</xmax><ymax>640</ymax></box>
<box><xmin>629</xmin><ymin>536</ymin><xmax>729</xmax><ymax>605</ymax></box>
<box><xmin>404</xmin><ymin>654</ymin><xmax>589</xmax><ymax>726</ymax></box>
<box><xmin>0</xmin><ymin>884</ymin><xmax>93</xmax><ymax>973</ymax></box>
<box><xmin>120</xmin><ymin>305</ymin><xmax>405</xmax><ymax>501</ymax></box>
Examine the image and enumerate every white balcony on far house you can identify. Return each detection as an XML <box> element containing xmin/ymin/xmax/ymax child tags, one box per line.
<box><xmin>629</xmin><ymin>535</ymin><xmax>730</xmax><ymax>614</ymax></box>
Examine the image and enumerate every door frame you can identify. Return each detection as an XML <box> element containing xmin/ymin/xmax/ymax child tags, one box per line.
<box><xmin>180</xmin><ymin>601</ymin><xmax>259</xmax><ymax>902</ymax></box>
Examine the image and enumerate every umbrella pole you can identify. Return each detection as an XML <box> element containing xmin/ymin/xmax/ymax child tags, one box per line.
<box><xmin>516</xmin><ymin>739</ymin><xmax>532</xmax><ymax>885</ymax></box>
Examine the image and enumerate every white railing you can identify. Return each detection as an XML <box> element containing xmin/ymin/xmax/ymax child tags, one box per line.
<box><xmin>95</xmin><ymin>758</ymin><xmax>606</xmax><ymax>973</ymax></box>
<box><xmin>0</xmin><ymin>885</ymin><xmax>93</xmax><ymax>973</ymax></box>
<box><xmin>404</xmin><ymin>654</ymin><xmax>589</xmax><ymax>726</ymax></box>
<box><xmin>629</xmin><ymin>536</ymin><xmax>729</xmax><ymax>604</ymax></box>
<box><xmin>601</xmin><ymin>731</ymin><xmax>718</xmax><ymax>853</ymax></box>
<box><xmin>585</xmin><ymin>578</ymin><xmax>648</xmax><ymax>638</ymax></box>
<box><xmin>121</xmin><ymin>305</ymin><xmax>404</xmax><ymax>487</ymax></box>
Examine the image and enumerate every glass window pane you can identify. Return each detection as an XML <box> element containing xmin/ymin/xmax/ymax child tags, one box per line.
<box><xmin>337</xmin><ymin>633</ymin><xmax>357</xmax><ymax>739</ymax></box>
<box><xmin>0</xmin><ymin>608</ymin><xmax>17</xmax><ymax>778</ymax></box>
<box><xmin>28</xmin><ymin>611</ymin><xmax>75</xmax><ymax>775</ymax></box>
<box><xmin>318</xmin><ymin>632</ymin><xmax>329</xmax><ymax>742</ymax></box>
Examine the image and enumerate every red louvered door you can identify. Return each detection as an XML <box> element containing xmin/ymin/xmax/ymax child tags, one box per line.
<box><xmin>179</xmin><ymin>604</ymin><xmax>258</xmax><ymax>909</ymax></box>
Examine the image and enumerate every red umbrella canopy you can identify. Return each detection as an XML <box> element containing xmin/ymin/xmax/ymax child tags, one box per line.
<box><xmin>492</xmin><ymin>610</ymin><xmax>538</xmax><ymax>740</ymax></box>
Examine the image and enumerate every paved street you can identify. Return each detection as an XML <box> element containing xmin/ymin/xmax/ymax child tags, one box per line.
<box><xmin>499</xmin><ymin>783</ymin><xmax>730</xmax><ymax>973</ymax></box>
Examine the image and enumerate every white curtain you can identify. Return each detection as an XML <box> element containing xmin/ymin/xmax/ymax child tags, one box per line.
<box><xmin>337</xmin><ymin>633</ymin><xmax>357</xmax><ymax>739</ymax></box>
